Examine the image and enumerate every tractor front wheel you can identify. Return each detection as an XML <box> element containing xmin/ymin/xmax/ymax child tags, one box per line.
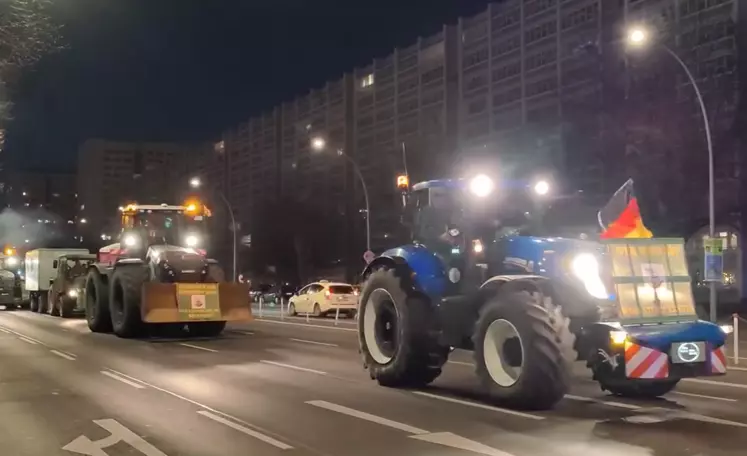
<box><xmin>109</xmin><ymin>266</ymin><xmax>147</xmax><ymax>338</ymax></box>
<box><xmin>473</xmin><ymin>290</ymin><xmax>575</xmax><ymax>410</ymax></box>
<box><xmin>358</xmin><ymin>267</ymin><xmax>448</xmax><ymax>388</ymax></box>
<box><xmin>86</xmin><ymin>269</ymin><xmax>112</xmax><ymax>333</ymax></box>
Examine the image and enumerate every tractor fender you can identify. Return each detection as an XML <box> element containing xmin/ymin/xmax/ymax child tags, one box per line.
<box><xmin>113</xmin><ymin>258</ymin><xmax>145</xmax><ymax>270</ymax></box>
<box><xmin>479</xmin><ymin>275</ymin><xmax>550</xmax><ymax>295</ymax></box>
<box><xmin>88</xmin><ymin>263</ymin><xmax>112</xmax><ymax>279</ymax></box>
<box><xmin>362</xmin><ymin>246</ymin><xmax>449</xmax><ymax>302</ymax></box>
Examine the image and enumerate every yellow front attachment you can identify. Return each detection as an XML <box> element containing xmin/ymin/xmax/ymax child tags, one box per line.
<box><xmin>141</xmin><ymin>282</ymin><xmax>252</xmax><ymax>323</ymax></box>
<box><xmin>605</xmin><ymin>238</ymin><xmax>697</xmax><ymax>323</ymax></box>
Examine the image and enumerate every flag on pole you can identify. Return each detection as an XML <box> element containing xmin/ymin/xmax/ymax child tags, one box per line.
<box><xmin>598</xmin><ymin>179</ymin><xmax>653</xmax><ymax>239</ymax></box>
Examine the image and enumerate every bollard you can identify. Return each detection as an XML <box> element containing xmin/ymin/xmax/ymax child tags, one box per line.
<box><xmin>734</xmin><ymin>313</ymin><xmax>739</xmax><ymax>365</ymax></box>
<box><xmin>280</xmin><ymin>296</ymin><xmax>285</xmax><ymax>320</ymax></box>
<box><xmin>335</xmin><ymin>306</ymin><xmax>340</xmax><ymax>326</ymax></box>
<box><xmin>259</xmin><ymin>295</ymin><xmax>263</xmax><ymax>318</ymax></box>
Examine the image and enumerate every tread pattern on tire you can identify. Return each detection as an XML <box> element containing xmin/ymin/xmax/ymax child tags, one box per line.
<box><xmin>110</xmin><ymin>265</ymin><xmax>148</xmax><ymax>338</ymax></box>
<box><xmin>472</xmin><ymin>289</ymin><xmax>575</xmax><ymax>410</ymax></box>
<box><xmin>86</xmin><ymin>269</ymin><xmax>112</xmax><ymax>333</ymax></box>
<box><xmin>358</xmin><ymin>267</ymin><xmax>448</xmax><ymax>388</ymax></box>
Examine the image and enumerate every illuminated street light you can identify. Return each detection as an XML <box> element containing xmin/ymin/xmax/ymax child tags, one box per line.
<box><xmin>534</xmin><ymin>180</ymin><xmax>550</xmax><ymax>196</ymax></box>
<box><xmin>469</xmin><ymin>174</ymin><xmax>494</xmax><ymax>198</ymax></box>
<box><xmin>626</xmin><ymin>24</ymin><xmax>717</xmax><ymax>321</ymax></box>
<box><xmin>627</xmin><ymin>28</ymin><xmax>647</xmax><ymax>46</ymax></box>
<box><xmin>189</xmin><ymin>177</ymin><xmax>201</xmax><ymax>188</ymax></box>
<box><xmin>22</xmin><ymin>192</ymin><xmax>27</xmax><ymax>197</ymax></box>
<box><xmin>79</xmin><ymin>218</ymin><xmax>87</xmax><ymax>224</ymax></box>
<box><xmin>310</xmin><ymin>136</ymin><xmax>326</xmax><ymax>151</ymax></box>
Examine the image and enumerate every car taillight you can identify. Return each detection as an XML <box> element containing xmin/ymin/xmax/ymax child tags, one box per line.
<box><xmin>353</xmin><ymin>290</ymin><xmax>359</xmax><ymax>296</ymax></box>
<box><xmin>325</xmin><ymin>290</ymin><xmax>331</xmax><ymax>299</ymax></box>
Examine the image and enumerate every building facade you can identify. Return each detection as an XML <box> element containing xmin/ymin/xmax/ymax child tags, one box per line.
<box><xmin>219</xmin><ymin>0</ymin><xmax>740</xmax><ymax>276</ymax></box>
<box><xmin>76</xmin><ymin>139</ymin><xmax>211</xmax><ymax>237</ymax></box>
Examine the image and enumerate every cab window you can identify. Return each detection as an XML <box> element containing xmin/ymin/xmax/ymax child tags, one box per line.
<box><xmin>309</xmin><ymin>284</ymin><xmax>323</xmax><ymax>294</ymax></box>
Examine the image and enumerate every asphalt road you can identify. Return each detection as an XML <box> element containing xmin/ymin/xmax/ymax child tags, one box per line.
<box><xmin>4</xmin><ymin>311</ymin><xmax>747</xmax><ymax>456</ymax></box>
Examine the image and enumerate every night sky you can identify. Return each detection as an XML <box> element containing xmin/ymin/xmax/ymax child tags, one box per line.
<box><xmin>6</xmin><ymin>0</ymin><xmax>490</xmax><ymax>172</ymax></box>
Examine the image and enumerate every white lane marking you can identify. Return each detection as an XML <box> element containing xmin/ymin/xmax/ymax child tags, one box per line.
<box><xmin>412</xmin><ymin>391</ymin><xmax>544</xmax><ymax>420</ymax></box>
<box><xmin>410</xmin><ymin>432</ymin><xmax>518</xmax><ymax>456</ymax></box>
<box><xmin>105</xmin><ymin>369</ymin><xmax>293</xmax><ymax>450</ymax></box>
<box><xmin>101</xmin><ymin>370</ymin><xmax>147</xmax><ymax>389</ymax></box>
<box><xmin>233</xmin><ymin>330</ymin><xmax>254</xmax><ymax>335</ymax></box>
<box><xmin>683</xmin><ymin>378</ymin><xmax>747</xmax><ymax>389</ymax></box>
<box><xmin>19</xmin><ymin>336</ymin><xmax>38</xmax><ymax>345</ymax></box>
<box><xmin>671</xmin><ymin>391</ymin><xmax>737</xmax><ymax>402</ymax></box>
<box><xmin>50</xmin><ymin>349</ymin><xmax>76</xmax><ymax>361</ymax></box>
<box><xmin>260</xmin><ymin>360</ymin><xmax>326</xmax><ymax>375</ymax></box>
<box><xmin>726</xmin><ymin>366</ymin><xmax>747</xmax><ymax>372</ymax></box>
<box><xmin>197</xmin><ymin>411</ymin><xmax>293</xmax><ymax>450</ymax></box>
<box><xmin>564</xmin><ymin>394</ymin><xmax>641</xmax><ymax>410</ymax></box>
<box><xmin>306</xmin><ymin>400</ymin><xmax>429</xmax><ymax>434</ymax></box>
<box><xmin>179</xmin><ymin>343</ymin><xmax>218</xmax><ymax>353</ymax></box>
<box><xmin>448</xmin><ymin>360</ymin><xmax>474</xmax><ymax>367</ymax></box>
<box><xmin>0</xmin><ymin>328</ymin><xmax>9</xmax><ymax>334</ymax></box>
<box><xmin>290</xmin><ymin>338</ymin><xmax>338</xmax><ymax>347</ymax></box>
<box><xmin>256</xmin><ymin>318</ymin><xmax>356</xmax><ymax>332</ymax></box>
<box><xmin>0</xmin><ymin>327</ymin><xmax>47</xmax><ymax>346</ymax></box>
<box><xmin>63</xmin><ymin>418</ymin><xmax>169</xmax><ymax>456</ymax></box>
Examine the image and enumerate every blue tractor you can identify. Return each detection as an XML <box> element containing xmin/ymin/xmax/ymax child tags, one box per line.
<box><xmin>358</xmin><ymin>175</ymin><xmax>730</xmax><ymax>410</ymax></box>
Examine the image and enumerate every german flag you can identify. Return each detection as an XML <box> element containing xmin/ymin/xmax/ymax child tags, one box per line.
<box><xmin>598</xmin><ymin>179</ymin><xmax>653</xmax><ymax>239</ymax></box>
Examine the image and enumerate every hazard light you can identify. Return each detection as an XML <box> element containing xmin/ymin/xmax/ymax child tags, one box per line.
<box><xmin>396</xmin><ymin>174</ymin><xmax>409</xmax><ymax>190</ymax></box>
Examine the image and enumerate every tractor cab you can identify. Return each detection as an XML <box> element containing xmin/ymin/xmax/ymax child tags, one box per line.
<box><xmin>118</xmin><ymin>201</ymin><xmax>211</xmax><ymax>257</ymax></box>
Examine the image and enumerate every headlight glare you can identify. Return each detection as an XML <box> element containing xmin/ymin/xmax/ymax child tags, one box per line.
<box><xmin>123</xmin><ymin>234</ymin><xmax>138</xmax><ymax>247</ymax></box>
<box><xmin>185</xmin><ymin>234</ymin><xmax>200</xmax><ymax>247</ymax></box>
<box><xmin>571</xmin><ymin>253</ymin><xmax>608</xmax><ymax>299</ymax></box>
<box><xmin>67</xmin><ymin>289</ymin><xmax>79</xmax><ymax>298</ymax></box>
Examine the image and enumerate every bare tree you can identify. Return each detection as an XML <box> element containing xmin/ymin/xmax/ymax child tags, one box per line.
<box><xmin>0</xmin><ymin>0</ymin><xmax>63</xmax><ymax>119</ymax></box>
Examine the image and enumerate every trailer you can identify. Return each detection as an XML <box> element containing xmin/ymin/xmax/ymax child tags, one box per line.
<box><xmin>25</xmin><ymin>248</ymin><xmax>90</xmax><ymax>313</ymax></box>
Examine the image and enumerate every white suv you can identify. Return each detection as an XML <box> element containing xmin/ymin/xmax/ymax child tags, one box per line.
<box><xmin>288</xmin><ymin>281</ymin><xmax>358</xmax><ymax>318</ymax></box>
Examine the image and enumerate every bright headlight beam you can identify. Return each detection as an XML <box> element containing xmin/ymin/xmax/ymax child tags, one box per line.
<box><xmin>185</xmin><ymin>235</ymin><xmax>199</xmax><ymax>247</ymax></box>
<box><xmin>123</xmin><ymin>234</ymin><xmax>138</xmax><ymax>247</ymax></box>
<box><xmin>571</xmin><ymin>253</ymin><xmax>609</xmax><ymax>299</ymax></box>
<box><xmin>67</xmin><ymin>289</ymin><xmax>79</xmax><ymax>298</ymax></box>
<box><xmin>469</xmin><ymin>174</ymin><xmax>494</xmax><ymax>198</ymax></box>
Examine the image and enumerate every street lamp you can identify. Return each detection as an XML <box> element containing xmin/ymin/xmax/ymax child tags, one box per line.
<box><xmin>310</xmin><ymin>137</ymin><xmax>371</xmax><ymax>252</ymax></box>
<box><xmin>79</xmin><ymin>218</ymin><xmax>87</xmax><ymax>224</ymax></box>
<box><xmin>190</xmin><ymin>177</ymin><xmax>237</xmax><ymax>282</ymax></box>
<box><xmin>627</xmin><ymin>26</ymin><xmax>717</xmax><ymax>321</ymax></box>
<box><xmin>533</xmin><ymin>180</ymin><xmax>550</xmax><ymax>196</ymax></box>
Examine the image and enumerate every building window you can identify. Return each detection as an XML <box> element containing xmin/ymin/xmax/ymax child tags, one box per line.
<box><xmin>361</xmin><ymin>74</ymin><xmax>374</xmax><ymax>88</ymax></box>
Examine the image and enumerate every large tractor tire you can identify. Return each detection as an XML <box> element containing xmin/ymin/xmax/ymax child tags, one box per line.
<box><xmin>358</xmin><ymin>267</ymin><xmax>449</xmax><ymax>388</ymax></box>
<box><xmin>473</xmin><ymin>290</ymin><xmax>575</xmax><ymax>410</ymax></box>
<box><xmin>85</xmin><ymin>269</ymin><xmax>112</xmax><ymax>333</ymax></box>
<box><xmin>109</xmin><ymin>265</ymin><xmax>148</xmax><ymax>338</ymax></box>
<box><xmin>188</xmin><ymin>321</ymin><xmax>227</xmax><ymax>338</ymax></box>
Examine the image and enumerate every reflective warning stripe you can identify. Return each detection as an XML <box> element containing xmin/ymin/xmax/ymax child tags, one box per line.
<box><xmin>624</xmin><ymin>340</ymin><xmax>669</xmax><ymax>379</ymax></box>
<box><xmin>711</xmin><ymin>346</ymin><xmax>727</xmax><ymax>374</ymax></box>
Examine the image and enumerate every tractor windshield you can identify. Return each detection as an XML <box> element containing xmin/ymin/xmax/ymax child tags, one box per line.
<box><xmin>131</xmin><ymin>211</ymin><xmax>207</xmax><ymax>247</ymax></box>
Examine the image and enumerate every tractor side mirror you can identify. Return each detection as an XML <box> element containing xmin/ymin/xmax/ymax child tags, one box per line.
<box><xmin>52</xmin><ymin>260</ymin><xmax>58</xmax><ymax>269</ymax></box>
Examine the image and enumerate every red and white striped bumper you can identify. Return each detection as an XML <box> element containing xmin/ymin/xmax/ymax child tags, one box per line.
<box><xmin>624</xmin><ymin>341</ymin><xmax>727</xmax><ymax>379</ymax></box>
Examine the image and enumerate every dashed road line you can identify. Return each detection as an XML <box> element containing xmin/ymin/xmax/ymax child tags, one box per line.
<box><xmin>179</xmin><ymin>343</ymin><xmax>219</xmax><ymax>353</ymax></box>
<box><xmin>306</xmin><ymin>400</ymin><xmax>429</xmax><ymax>434</ymax></box>
<box><xmin>50</xmin><ymin>349</ymin><xmax>76</xmax><ymax>361</ymax></box>
<box><xmin>289</xmin><ymin>338</ymin><xmax>338</xmax><ymax>347</ymax></box>
<box><xmin>683</xmin><ymin>378</ymin><xmax>747</xmax><ymax>390</ymax></box>
<box><xmin>564</xmin><ymin>394</ymin><xmax>641</xmax><ymax>410</ymax></box>
<box><xmin>412</xmin><ymin>391</ymin><xmax>545</xmax><ymax>420</ymax></box>
<box><xmin>671</xmin><ymin>391</ymin><xmax>737</xmax><ymax>402</ymax></box>
<box><xmin>0</xmin><ymin>328</ymin><xmax>10</xmax><ymax>334</ymax></box>
<box><xmin>260</xmin><ymin>360</ymin><xmax>327</xmax><ymax>375</ymax></box>
<box><xmin>18</xmin><ymin>336</ymin><xmax>38</xmax><ymax>345</ymax></box>
<box><xmin>448</xmin><ymin>360</ymin><xmax>474</xmax><ymax>367</ymax></box>
<box><xmin>105</xmin><ymin>369</ymin><xmax>294</xmax><ymax>451</ymax></box>
<box><xmin>255</xmin><ymin>318</ymin><xmax>356</xmax><ymax>332</ymax></box>
<box><xmin>232</xmin><ymin>330</ymin><xmax>254</xmax><ymax>335</ymax></box>
<box><xmin>197</xmin><ymin>411</ymin><xmax>293</xmax><ymax>450</ymax></box>
<box><xmin>101</xmin><ymin>370</ymin><xmax>147</xmax><ymax>389</ymax></box>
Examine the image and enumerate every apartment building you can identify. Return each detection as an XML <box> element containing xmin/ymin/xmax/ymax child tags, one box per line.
<box><xmin>76</xmin><ymin>139</ymin><xmax>210</xmax><ymax>234</ymax></box>
<box><xmin>220</xmin><ymin>0</ymin><xmax>739</xmax><ymax>255</ymax></box>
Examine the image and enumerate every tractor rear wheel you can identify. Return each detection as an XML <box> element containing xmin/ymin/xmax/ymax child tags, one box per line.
<box><xmin>86</xmin><ymin>269</ymin><xmax>112</xmax><ymax>333</ymax></box>
<box><xmin>358</xmin><ymin>267</ymin><xmax>448</xmax><ymax>388</ymax></box>
<box><xmin>109</xmin><ymin>265</ymin><xmax>148</xmax><ymax>338</ymax></box>
<box><xmin>473</xmin><ymin>290</ymin><xmax>575</xmax><ymax>410</ymax></box>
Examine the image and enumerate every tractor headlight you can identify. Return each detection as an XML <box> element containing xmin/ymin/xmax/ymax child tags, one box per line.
<box><xmin>185</xmin><ymin>234</ymin><xmax>200</xmax><ymax>248</ymax></box>
<box><xmin>469</xmin><ymin>174</ymin><xmax>494</xmax><ymax>198</ymax></box>
<box><xmin>123</xmin><ymin>234</ymin><xmax>139</xmax><ymax>247</ymax></box>
<box><xmin>570</xmin><ymin>253</ymin><xmax>609</xmax><ymax>299</ymax></box>
<box><xmin>67</xmin><ymin>289</ymin><xmax>79</xmax><ymax>298</ymax></box>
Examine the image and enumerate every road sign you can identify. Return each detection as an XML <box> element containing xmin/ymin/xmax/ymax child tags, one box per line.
<box><xmin>703</xmin><ymin>238</ymin><xmax>724</xmax><ymax>283</ymax></box>
<box><xmin>363</xmin><ymin>250</ymin><xmax>375</xmax><ymax>264</ymax></box>
<box><xmin>241</xmin><ymin>234</ymin><xmax>252</xmax><ymax>246</ymax></box>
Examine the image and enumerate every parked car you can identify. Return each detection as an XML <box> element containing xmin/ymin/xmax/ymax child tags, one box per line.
<box><xmin>287</xmin><ymin>280</ymin><xmax>358</xmax><ymax>318</ymax></box>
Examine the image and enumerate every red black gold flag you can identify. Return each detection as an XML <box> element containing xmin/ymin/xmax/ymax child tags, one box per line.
<box><xmin>598</xmin><ymin>179</ymin><xmax>653</xmax><ymax>239</ymax></box>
